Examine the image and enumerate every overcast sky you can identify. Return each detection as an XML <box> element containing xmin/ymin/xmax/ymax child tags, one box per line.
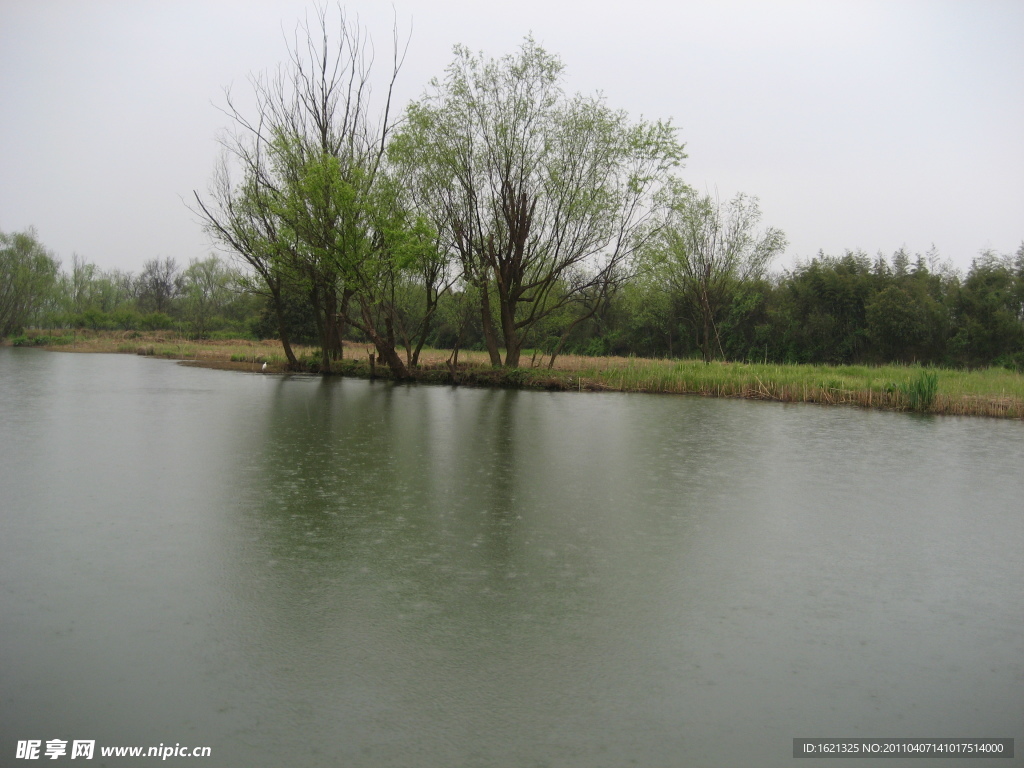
<box><xmin>1</xmin><ymin>0</ymin><xmax>1021</xmax><ymax>276</ymax></box>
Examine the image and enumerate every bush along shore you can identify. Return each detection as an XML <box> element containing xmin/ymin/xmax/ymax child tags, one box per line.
<box><xmin>13</xmin><ymin>329</ymin><xmax>1024</xmax><ymax>420</ymax></box>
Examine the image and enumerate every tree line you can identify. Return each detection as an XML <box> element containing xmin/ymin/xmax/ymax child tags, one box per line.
<box><xmin>4</xmin><ymin>8</ymin><xmax>1022</xmax><ymax>371</ymax></box>
<box><xmin>0</xmin><ymin>233</ymin><xmax>257</xmax><ymax>339</ymax></box>
<box><xmin>588</xmin><ymin>244</ymin><xmax>1024</xmax><ymax>370</ymax></box>
<box><xmin>3</xmin><ymin>227</ymin><xmax>1022</xmax><ymax>372</ymax></box>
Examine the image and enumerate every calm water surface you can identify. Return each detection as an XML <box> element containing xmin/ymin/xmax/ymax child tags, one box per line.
<box><xmin>1</xmin><ymin>348</ymin><xmax>1022</xmax><ymax>767</ymax></box>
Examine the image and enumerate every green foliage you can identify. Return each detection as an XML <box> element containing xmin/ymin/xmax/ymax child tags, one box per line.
<box><xmin>866</xmin><ymin>285</ymin><xmax>933</xmax><ymax>362</ymax></box>
<box><xmin>947</xmin><ymin>250</ymin><xmax>1024</xmax><ymax>368</ymax></box>
<box><xmin>194</xmin><ymin>5</ymin><xmax>426</xmax><ymax>377</ymax></box>
<box><xmin>136</xmin><ymin>257</ymin><xmax>181</xmax><ymax>315</ymax></box>
<box><xmin>138</xmin><ymin>312</ymin><xmax>175</xmax><ymax>331</ymax></box>
<box><xmin>718</xmin><ymin>279</ymin><xmax>774</xmax><ymax>362</ymax></box>
<box><xmin>250</xmin><ymin>288</ymin><xmax>319</xmax><ymax>346</ymax></box>
<box><xmin>11</xmin><ymin>333</ymin><xmax>74</xmax><ymax>347</ymax></box>
<box><xmin>179</xmin><ymin>255</ymin><xmax>239</xmax><ymax>337</ymax></box>
<box><xmin>576</xmin><ymin>243</ymin><xmax>1022</xmax><ymax>370</ymax></box>
<box><xmin>773</xmin><ymin>251</ymin><xmax>875</xmax><ymax>364</ymax></box>
<box><xmin>643</xmin><ymin>188</ymin><xmax>786</xmax><ymax>361</ymax></box>
<box><xmin>393</xmin><ymin>35</ymin><xmax>684</xmax><ymax>366</ymax></box>
<box><xmin>1</xmin><ymin>228</ymin><xmax>61</xmax><ymax>338</ymax></box>
<box><xmin>34</xmin><ymin>252</ymin><xmax>262</xmax><ymax>338</ymax></box>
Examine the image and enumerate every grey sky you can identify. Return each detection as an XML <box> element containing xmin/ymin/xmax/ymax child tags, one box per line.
<box><xmin>1</xmin><ymin>0</ymin><xmax>1021</xmax><ymax>275</ymax></box>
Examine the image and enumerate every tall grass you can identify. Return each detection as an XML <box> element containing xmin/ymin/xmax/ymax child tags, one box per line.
<box><xmin>900</xmin><ymin>369</ymin><xmax>939</xmax><ymax>412</ymax></box>
<box><xmin>530</xmin><ymin>358</ymin><xmax>1023</xmax><ymax>419</ymax></box>
<box><xmin>413</xmin><ymin>349</ymin><xmax>1021</xmax><ymax>418</ymax></box>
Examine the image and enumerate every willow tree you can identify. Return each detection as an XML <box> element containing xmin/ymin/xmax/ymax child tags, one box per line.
<box><xmin>390</xmin><ymin>37</ymin><xmax>685</xmax><ymax>367</ymax></box>
<box><xmin>0</xmin><ymin>228</ymin><xmax>60</xmax><ymax>338</ymax></box>
<box><xmin>265</xmin><ymin>135</ymin><xmax>435</xmax><ymax>379</ymax></box>
<box><xmin>646</xmin><ymin>188</ymin><xmax>787</xmax><ymax>361</ymax></box>
<box><xmin>195</xmin><ymin>163</ymin><xmax>301</xmax><ymax>366</ymax></box>
<box><xmin>194</xmin><ymin>5</ymin><xmax>410</xmax><ymax>375</ymax></box>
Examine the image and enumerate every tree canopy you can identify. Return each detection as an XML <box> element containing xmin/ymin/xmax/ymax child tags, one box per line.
<box><xmin>390</xmin><ymin>37</ymin><xmax>685</xmax><ymax>367</ymax></box>
<box><xmin>643</xmin><ymin>188</ymin><xmax>786</xmax><ymax>361</ymax></box>
<box><xmin>0</xmin><ymin>228</ymin><xmax>60</xmax><ymax>338</ymax></box>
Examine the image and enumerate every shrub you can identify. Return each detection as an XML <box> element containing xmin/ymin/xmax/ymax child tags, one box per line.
<box><xmin>138</xmin><ymin>312</ymin><xmax>175</xmax><ymax>331</ymax></box>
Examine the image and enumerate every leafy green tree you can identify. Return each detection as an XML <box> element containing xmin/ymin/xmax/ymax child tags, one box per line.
<box><xmin>644</xmin><ymin>188</ymin><xmax>786</xmax><ymax>361</ymax></box>
<box><xmin>717</xmin><ymin>277</ymin><xmax>775</xmax><ymax>362</ymax></box>
<box><xmin>267</xmin><ymin>136</ymin><xmax>422</xmax><ymax>377</ymax></box>
<box><xmin>599</xmin><ymin>270</ymin><xmax>684</xmax><ymax>358</ymax></box>
<box><xmin>250</xmin><ymin>280</ymin><xmax>319</xmax><ymax>346</ymax></box>
<box><xmin>365</xmin><ymin>176</ymin><xmax>454</xmax><ymax>368</ymax></box>
<box><xmin>195</xmin><ymin>6</ymin><xmax>411</xmax><ymax>375</ymax></box>
<box><xmin>865</xmin><ymin>284</ymin><xmax>933</xmax><ymax>362</ymax></box>
<box><xmin>0</xmin><ymin>228</ymin><xmax>61</xmax><ymax>337</ymax></box>
<box><xmin>50</xmin><ymin>255</ymin><xmax>139</xmax><ymax>328</ymax></box>
<box><xmin>773</xmin><ymin>251</ymin><xmax>874</xmax><ymax>363</ymax></box>
<box><xmin>1013</xmin><ymin>242</ymin><xmax>1024</xmax><ymax>326</ymax></box>
<box><xmin>391</xmin><ymin>37</ymin><xmax>684</xmax><ymax>367</ymax></box>
<box><xmin>180</xmin><ymin>255</ymin><xmax>238</xmax><ymax>337</ymax></box>
<box><xmin>68</xmin><ymin>254</ymin><xmax>100</xmax><ymax>315</ymax></box>
<box><xmin>196</xmin><ymin>164</ymin><xmax>303</xmax><ymax>366</ymax></box>
<box><xmin>427</xmin><ymin>284</ymin><xmax>485</xmax><ymax>360</ymax></box>
<box><xmin>949</xmin><ymin>250</ymin><xmax>1024</xmax><ymax>368</ymax></box>
<box><xmin>266</xmin><ymin>138</ymin><xmax>362</xmax><ymax>370</ymax></box>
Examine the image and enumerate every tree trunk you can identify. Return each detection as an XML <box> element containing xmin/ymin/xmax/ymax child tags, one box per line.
<box><xmin>504</xmin><ymin>336</ymin><xmax>522</xmax><ymax>368</ymax></box>
<box><xmin>498</xmin><ymin>292</ymin><xmax>522</xmax><ymax>368</ymax></box>
<box><xmin>311</xmin><ymin>290</ymin><xmax>331</xmax><ymax>374</ymax></box>
<box><xmin>271</xmin><ymin>287</ymin><xmax>299</xmax><ymax>368</ymax></box>
<box><xmin>547</xmin><ymin>299</ymin><xmax>605</xmax><ymax>369</ymax></box>
<box><xmin>324</xmin><ymin>285</ymin><xmax>343</xmax><ymax>362</ymax></box>
<box><xmin>338</xmin><ymin>287</ymin><xmax>355</xmax><ymax>362</ymax></box>
<box><xmin>411</xmin><ymin>334</ymin><xmax>427</xmax><ymax>368</ymax></box>
<box><xmin>358</xmin><ymin>298</ymin><xmax>410</xmax><ymax>379</ymax></box>
<box><xmin>700</xmin><ymin>291</ymin><xmax>715</xmax><ymax>362</ymax></box>
<box><xmin>410</xmin><ymin>297</ymin><xmax>440</xmax><ymax>368</ymax></box>
<box><xmin>479</xmin><ymin>283</ymin><xmax>502</xmax><ymax>366</ymax></box>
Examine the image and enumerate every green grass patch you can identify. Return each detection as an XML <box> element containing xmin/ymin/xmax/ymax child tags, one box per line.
<box><xmin>12</xmin><ymin>333</ymin><xmax>75</xmax><ymax>347</ymax></box>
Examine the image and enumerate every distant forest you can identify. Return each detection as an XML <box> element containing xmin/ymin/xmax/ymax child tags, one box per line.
<box><xmin>3</xmin><ymin>11</ymin><xmax>1022</xmax><ymax>373</ymax></box>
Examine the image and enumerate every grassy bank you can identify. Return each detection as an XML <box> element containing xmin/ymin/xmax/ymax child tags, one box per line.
<box><xmin>14</xmin><ymin>328</ymin><xmax>1024</xmax><ymax>419</ymax></box>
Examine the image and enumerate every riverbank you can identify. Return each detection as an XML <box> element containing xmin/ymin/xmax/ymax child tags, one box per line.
<box><xmin>14</xmin><ymin>329</ymin><xmax>1024</xmax><ymax>419</ymax></box>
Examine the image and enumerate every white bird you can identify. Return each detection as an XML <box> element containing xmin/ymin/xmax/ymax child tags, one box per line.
<box><xmin>262</xmin><ymin>362</ymin><xmax>268</xmax><ymax>372</ymax></box>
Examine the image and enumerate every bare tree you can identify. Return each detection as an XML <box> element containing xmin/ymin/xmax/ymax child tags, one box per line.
<box><xmin>137</xmin><ymin>257</ymin><xmax>180</xmax><ymax>315</ymax></box>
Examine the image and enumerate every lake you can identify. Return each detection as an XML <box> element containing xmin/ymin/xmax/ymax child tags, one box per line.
<box><xmin>1</xmin><ymin>347</ymin><xmax>1021</xmax><ymax>767</ymax></box>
